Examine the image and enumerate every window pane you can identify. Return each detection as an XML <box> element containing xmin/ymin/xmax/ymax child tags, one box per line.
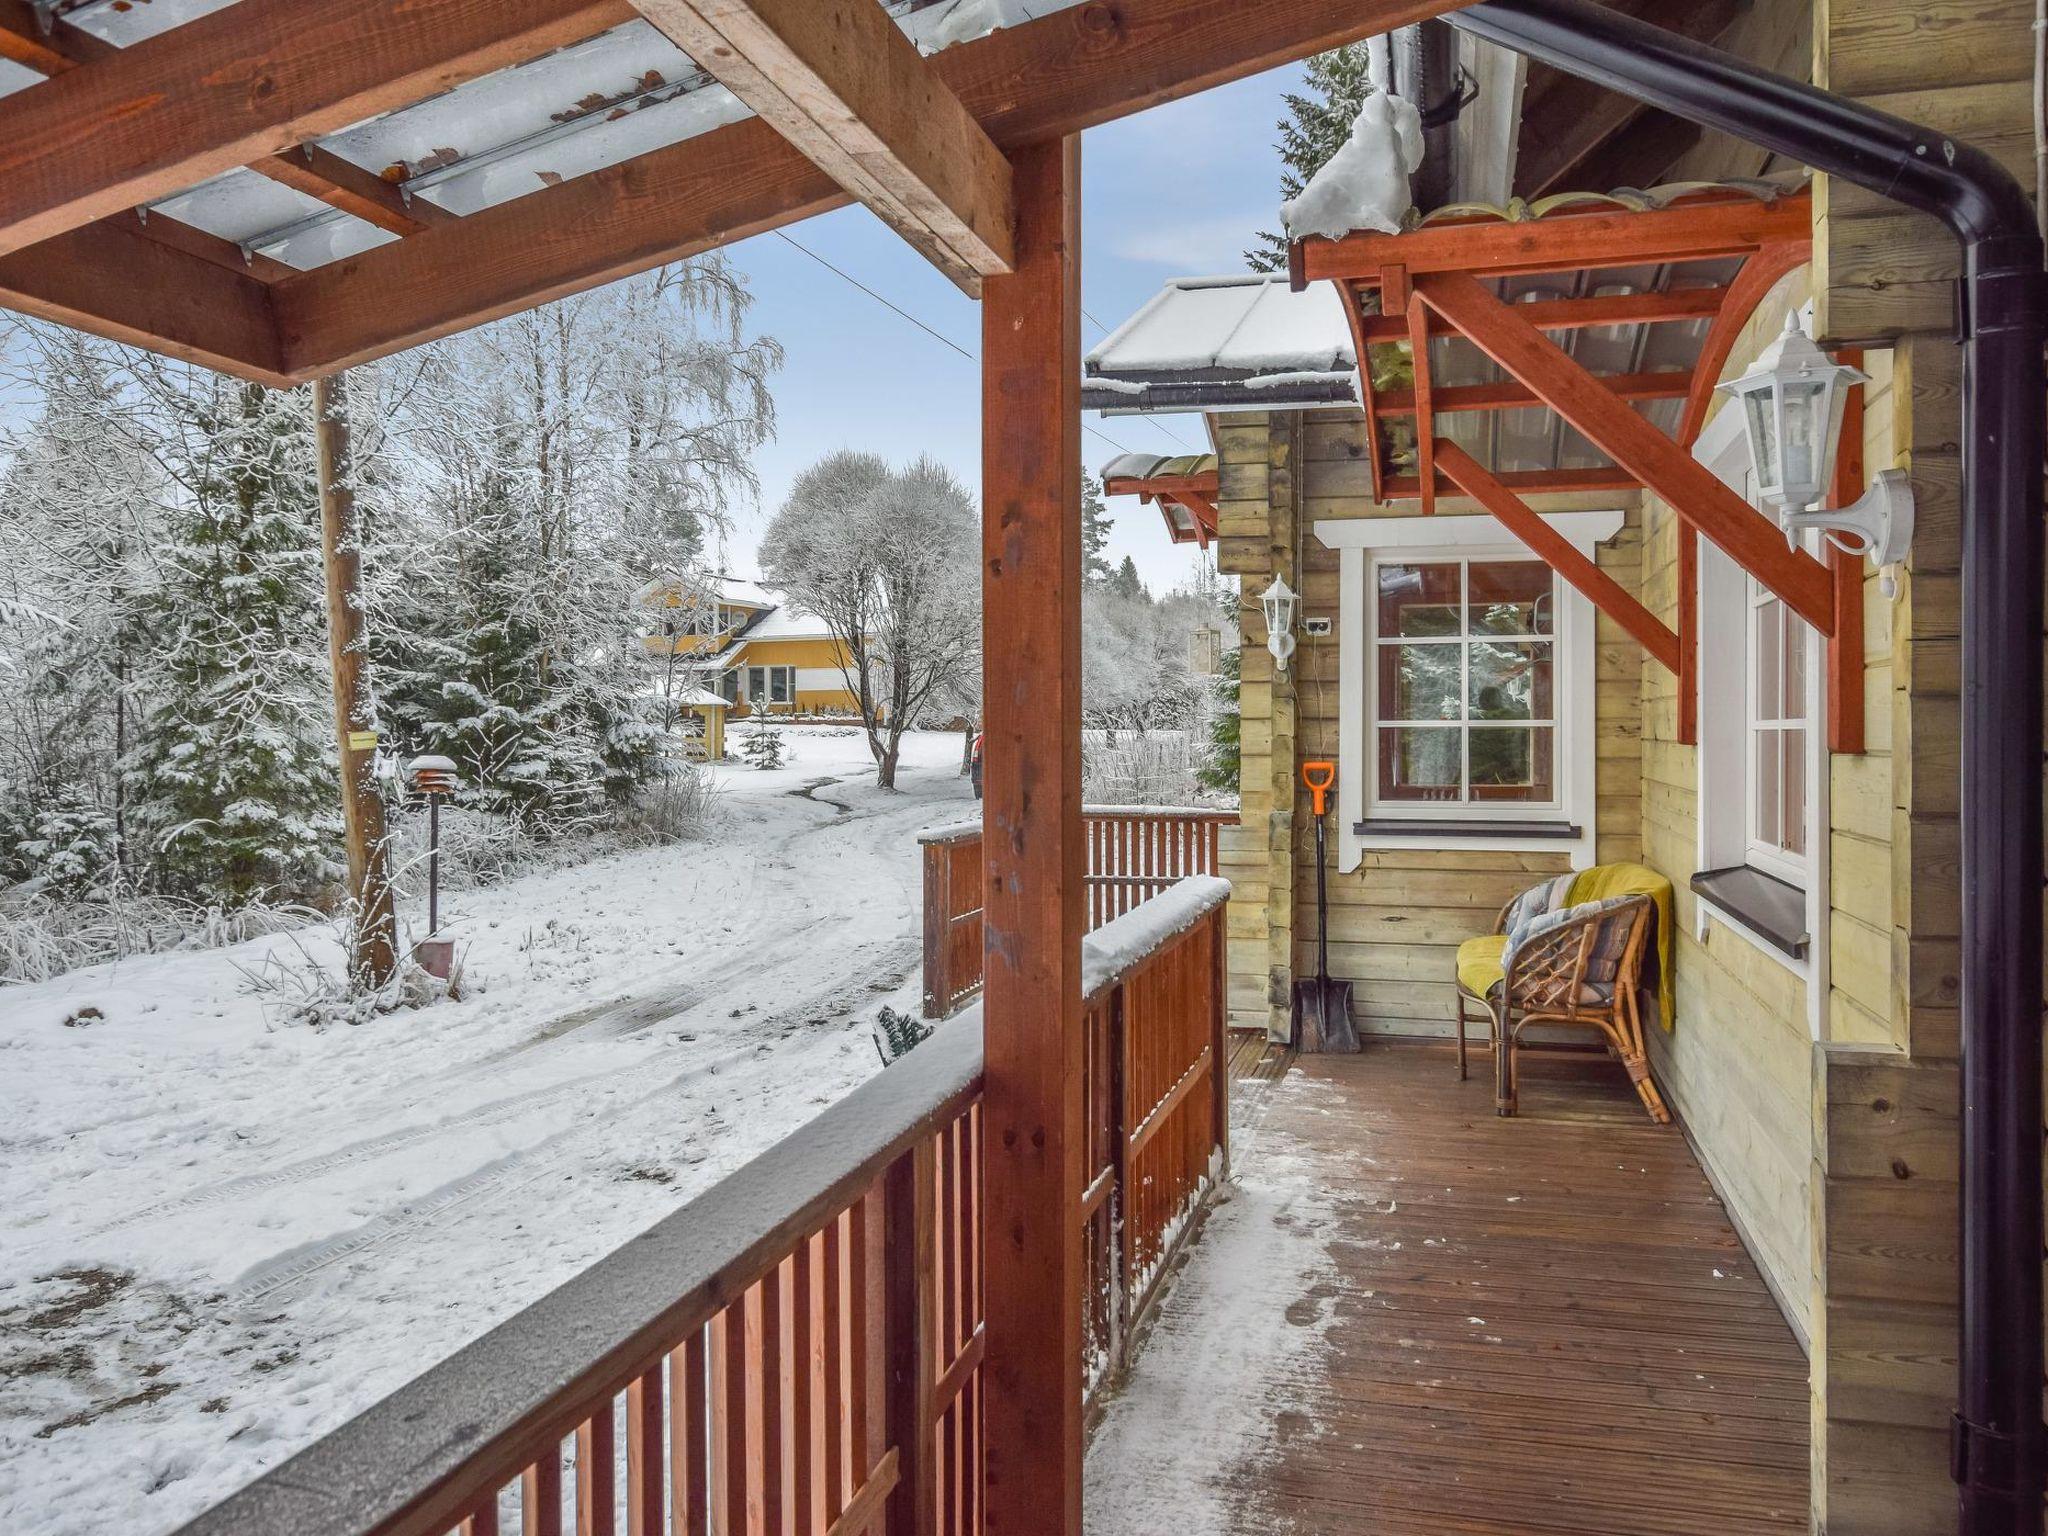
<box><xmin>1754</xmin><ymin>598</ymin><xmax>1782</xmax><ymax>720</ymax></box>
<box><xmin>1378</xmin><ymin>562</ymin><xmax>1462</xmax><ymax>638</ymax></box>
<box><xmin>1744</xmin><ymin>389</ymin><xmax>1779</xmax><ymax>486</ymax></box>
<box><xmin>1781</xmin><ymin>379</ymin><xmax>1827</xmax><ymax>494</ymax></box>
<box><xmin>772</xmin><ymin>667</ymin><xmax>792</xmax><ymax>703</ymax></box>
<box><xmin>1781</xmin><ymin>729</ymin><xmax>1807</xmax><ymax>856</ymax></box>
<box><xmin>1782</xmin><ymin>613</ymin><xmax>1806</xmax><ymax>722</ymax></box>
<box><xmin>1468</xmin><ymin>561</ymin><xmax>1553</xmax><ymax>636</ymax></box>
<box><xmin>1754</xmin><ymin>727</ymin><xmax>1781</xmax><ymax>848</ymax></box>
<box><xmin>1470</xmin><ymin>727</ymin><xmax>1553</xmax><ymax>801</ymax></box>
<box><xmin>1469</xmin><ymin>641</ymin><xmax>1552</xmax><ymax>721</ymax></box>
<box><xmin>1378</xmin><ymin>727</ymin><xmax>1461</xmax><ymax>802</ymax></box>
<box><xmin>1379</xmin><ymin>642</ymin><xmax>1461</xmax><ymax>722</ymax></box>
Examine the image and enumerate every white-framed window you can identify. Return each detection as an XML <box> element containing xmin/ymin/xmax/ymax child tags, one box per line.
<box><xmin>1318</xmin><ymin>508</ymin><xmax>1622</xmax><ymax>871</ymax></box>
<box><xmin>1744</xmin><ymin>577</ymin><xmax>1809</xmax><ymax>884</ymax></box>
<box><xmin>1692</xmin><ymin>396</ymin><xmax>1829</xmax><ymax>1005</ymax></box>
<box><xmin>744</xmin><ymin>664</ymin><xmax>795</xmax><ymax>706</ymax></box>
<box><xmin>1370</xmin><ymin>556</ymin><xmax>1560</xmax><ymax>814</ymax></box>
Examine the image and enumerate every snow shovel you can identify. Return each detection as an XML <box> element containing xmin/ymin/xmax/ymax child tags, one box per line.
<box><xmin>1292</xmin><ymin>761</ymin><xmax>1360</xmax><ymax>1053</ymax></box>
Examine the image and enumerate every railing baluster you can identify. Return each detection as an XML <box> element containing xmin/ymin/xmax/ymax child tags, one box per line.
<box><xmin>576</xmin><ymin>1402</ymin><xmax>615</xmax><ymax>1536</ymax></box>
<box><xmin>524</xmin><ymin>1448</ymin><xmax>564</xmax><ymax>1536</ymax></box>
<box><xmin>674</xmin><ymin>1331</ymin><xmax>711</xmax><ymax>1536</ymax></box>
<box><xmin>823</xmin><ymin>1216</ymin><xmax>848</xmax><ymax>1524</ymax></box>
<box><xmin>719</xmin><ymin>1302</ymin><xmax>750</xmax><ymax>1536</ymax></box>
<box><xmin>627</xmin><ymin>1367</ymin><xmax>661</xmax><ymax>1536</ymax></box>
<box><xmin>794</xmin><ymin>1236</ymin><xmax>816</xmax><ymax>1535</ymax></box>
<box><xmin>883</xmin><ymin>1141</ymin><xmax>938</xmax><ymax>1536</ymax></box>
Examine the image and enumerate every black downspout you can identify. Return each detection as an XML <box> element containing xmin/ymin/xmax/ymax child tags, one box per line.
<box><xmin>1444</xmin><ymin>2</ymin><xmax>2048</xmax><ymax>1531</ymax></box>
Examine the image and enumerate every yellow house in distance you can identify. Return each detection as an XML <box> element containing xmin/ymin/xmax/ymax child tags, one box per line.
<box><xmin>637</xmin><ymin>573</ymin><xmax>871</xmax><ymax>719</ymax></box>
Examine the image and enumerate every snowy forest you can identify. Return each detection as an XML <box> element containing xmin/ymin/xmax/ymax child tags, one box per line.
<box><xmin>0</xmin><ymin>258</ymin><xmax>780</xmax><ymax>977</ymax></box>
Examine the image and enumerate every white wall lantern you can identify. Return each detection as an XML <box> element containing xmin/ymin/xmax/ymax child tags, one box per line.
<box><xmin>1260</xmin><ymin>575</ymin><xmax>1299</xmax><ymax>675</ymax></box>
<box><xmin>1719</xmin><ymin>312</ymin><xmax>1915</xmax><ymax>597</ymax></box>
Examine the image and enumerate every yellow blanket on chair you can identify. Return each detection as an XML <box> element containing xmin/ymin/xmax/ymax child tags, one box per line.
<box><xmin>1566</xmin><ymin>862</ymin><xmax>1676</xmax><ymax>1030</ymax></box>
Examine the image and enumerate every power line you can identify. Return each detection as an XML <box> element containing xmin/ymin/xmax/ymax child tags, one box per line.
<box><xmin>773</xmin><ymin>228</ymin><xmax>1139</xmax><ymax>459</ymax></box>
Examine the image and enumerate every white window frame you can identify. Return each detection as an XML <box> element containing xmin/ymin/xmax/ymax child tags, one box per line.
<box><xmin>1317</xmin><ymin>509</ymin><xmax>1622</xmax><ymax>873</ymax></box>
<box><xmin>1743</xmin><ymin>576</ymin><xmax>1810</xmax><ymax>886</ymax></box>
<box><xmin>1693</xmin><ymin>398</ymin><xmax>1831</xmax><ymax>1014</ymax></box>
<box><xmin>1367</xmin><ymin>554</ymin><xmax>1566</xmax><ymax>817</ymax></box>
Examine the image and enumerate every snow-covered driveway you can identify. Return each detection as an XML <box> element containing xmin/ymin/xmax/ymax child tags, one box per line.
<box><xmin>0</xmin><ymin>728</ymin><xmax>973</xmax><ymax>1536</ymax></box>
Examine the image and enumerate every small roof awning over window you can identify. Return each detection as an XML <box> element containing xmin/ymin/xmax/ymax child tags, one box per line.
<box><xmin>1100</xmin><ymin>451</ymin><xmax>1220</xmax><ymax>548</ymax></box>
<box><xmin>1083</xmin><ymin>274</ymin><xmax>1359</xmax><ymax>415</ymax></box>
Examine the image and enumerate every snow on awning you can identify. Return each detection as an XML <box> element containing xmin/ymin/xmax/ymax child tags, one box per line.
<box><xmin>27</xmin><ymin>0</ymin><xmax>1088</xmax><ymax>271</ymax></box>
<box><xmin>1082</xmin><ymin>274</ymin><xmax>1359</xmax><ymax>416</ymax></box>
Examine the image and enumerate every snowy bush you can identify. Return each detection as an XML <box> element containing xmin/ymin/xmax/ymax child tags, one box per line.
<box><xmin>1082</xmin><ymin>731</ymin><xmax>1214</xmax><ymax>808</ymax></box>
<box><xmin>614</xmin><ymin>764</ymin><xmax>720</xmax><ymax>844</ymax></box>
<box><xmin>233</xmin><ymin>927</ymin><xmax>456</xmax><ymax>1030</ymax></box>
<box><xmin>0</xmin><ymin>890</ymin><xmax>316</xmax><ymax>985</ymax></box>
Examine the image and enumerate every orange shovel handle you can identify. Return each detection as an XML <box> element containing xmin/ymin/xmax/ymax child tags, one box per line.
<box><xmin>1301</xmin><ymin>760</ymin><xmax>1336</xmax><ymax>818</ymax></box>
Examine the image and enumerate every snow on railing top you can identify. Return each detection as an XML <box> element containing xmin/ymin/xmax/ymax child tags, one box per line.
<box><xmin>918</xmin><ymin>805</ymin><xmax>1235</xmax><ymax>845</ymax></box>
<box><xmin>1083</xmin><ymin>875</ymin><xmax>1230</xmax><ymax>1001</ymax></box>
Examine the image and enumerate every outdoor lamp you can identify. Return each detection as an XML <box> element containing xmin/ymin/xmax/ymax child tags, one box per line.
<box><xmin>1719</xmin><ymin>312</ymin><xmax>1915</xmax><ymax>597</ymax></box>
<box><xmin>1260</xmin><ymin>576</ymin><xmax>1299</xmax><ymax>675</ymax></box>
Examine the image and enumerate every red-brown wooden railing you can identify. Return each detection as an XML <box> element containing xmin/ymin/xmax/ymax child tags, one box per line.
<box><xmin>172</xmin><ymin>879</ymin><xmax>1229</xmax><ymax>1536</ymax></box>
<box><xmin>921</xmin><ymin>807</ymin><xmax>1234</xmax><ymax>1017</ymax></box>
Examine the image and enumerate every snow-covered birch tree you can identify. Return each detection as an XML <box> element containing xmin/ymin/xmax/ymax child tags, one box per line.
<box><xmin>759</xmin><ymin>452</ymin><xmax>980</xmax><ymax>789</ymax></box>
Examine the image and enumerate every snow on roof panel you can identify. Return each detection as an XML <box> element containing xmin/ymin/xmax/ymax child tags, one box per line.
<box><xmin>102</xmin><ymin>0</ymin><xmax>1088</xmax><ymax>271</ymax></box>
<box><xmin>1086</xmin><ymin>274</ymin><xmax>1355</xmax><ymax>380</ymax></box>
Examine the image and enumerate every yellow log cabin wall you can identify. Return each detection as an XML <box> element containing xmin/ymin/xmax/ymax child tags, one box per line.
<box><xmin>1215</xmin><ymin>4</ymin><xmax>2033</xmax><ymax>1521</ymax></box>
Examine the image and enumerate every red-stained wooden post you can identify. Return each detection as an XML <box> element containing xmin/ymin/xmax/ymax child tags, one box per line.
<box><xmin>979</xmin><ymin>134</ymin><xmax>1085</xmax><ymax>1536</ymax></box>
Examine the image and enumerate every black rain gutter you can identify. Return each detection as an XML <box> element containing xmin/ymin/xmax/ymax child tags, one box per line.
<box><xmin>1445</xmin><ymin>2</ymin><xmax>2047</xmax><ymax>1531</ymax></box>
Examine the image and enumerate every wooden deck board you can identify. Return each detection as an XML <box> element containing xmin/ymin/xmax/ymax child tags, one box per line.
<box><xmin>1088</xmin><ymin>1040</ymin><xmax>1809</xmax><ymax>1535</ymax></box>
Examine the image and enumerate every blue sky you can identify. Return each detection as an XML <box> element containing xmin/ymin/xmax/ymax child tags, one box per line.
<box><xmin>716</xmin><ymin>60</ymin><xmax>1308</xmax><ymax>597</ymax></box>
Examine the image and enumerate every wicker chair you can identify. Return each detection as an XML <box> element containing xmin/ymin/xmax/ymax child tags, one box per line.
<box><xmin>1454</xmin><ymin>891</ymin><xmax>1669</xmax><ymax>1124</ymax></box>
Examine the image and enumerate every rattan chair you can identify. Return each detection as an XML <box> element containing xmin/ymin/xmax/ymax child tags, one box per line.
<box><xmin>1455</xmin><ymin>891</ymin><xmax>1669</xmax><ymax>1124</ymax></box>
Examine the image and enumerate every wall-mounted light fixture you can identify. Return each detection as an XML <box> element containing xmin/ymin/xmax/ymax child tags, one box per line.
<box><xmin>1260</xmin><ymin>576</ymin><xmax>1299</xmax><ymax>675</ymax></box>
<box><xmin>1720</xmin><ymin>313</ymin><xmax>1914</xmax><ymax>597</ymax></box>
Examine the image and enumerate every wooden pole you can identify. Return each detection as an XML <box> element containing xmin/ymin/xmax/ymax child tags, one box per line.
<box><xmin>978</xmin><ymin>135</ymin><xmax>1084</xmax><ymax>1536</ymax></box>
<box><xmin>313</xmin><ymin>371</ymin><xmax>398</xmax><ymax>989</ymax></box>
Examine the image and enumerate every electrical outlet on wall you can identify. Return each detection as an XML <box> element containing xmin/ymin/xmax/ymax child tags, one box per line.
<box><xmin>1302</xmin><ymin>616</ymin><xmax>1333</xmax><ymax>638</ymax></box>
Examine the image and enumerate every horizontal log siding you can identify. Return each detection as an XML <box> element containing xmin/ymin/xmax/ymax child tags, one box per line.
<box><xmin>1289</xmin><ymin>412</ymin><xmax>1641</xmax><ymax>1038</ymax></box>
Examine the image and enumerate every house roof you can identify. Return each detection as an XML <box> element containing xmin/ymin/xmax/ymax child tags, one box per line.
<box><xmin>1082</xmin><ymin>274</ymin><xmax>1360</xmax><ymax>415</ymax></box>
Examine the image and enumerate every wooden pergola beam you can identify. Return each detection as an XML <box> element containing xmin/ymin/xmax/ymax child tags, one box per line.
<box><xmin>0</xmin><ymin>219</ymin><xmax>289</xmax><ymax>383</ymax></box>
<box><xmin>0</xmin><ymin>0</ymin><xmax>634</xmax><ymax>258</ymax></box>
<box><xmin>1436</xmin><ymin>441</ymin><xmax>1680</xmax><ymax>674</ymax></box>
<box><xmin>1414</xmin><ymin>268</ymin><xmax>1834</xmax><ymax>634</ymax></box>
<box><xmin>1353</xmin><ymin>284</ymin><xmax>1731</xmax><ymax>343</ymax></box>
<box><xmin>1386</xmin><ymin>467</ymin><xmax>1640</xmax><ymax>497</ymax></box>
<box><xmin>1378</xmin><ymin>369</ymin><xmax>1691</xmax><ymax>415</ymax></box>
<box><xmin>627</xmin><ymin>0</ymin><xmax>1012</xmax><ymax>294</ymax></box>
<box><xmin>0</xmin><ymin>1</ymin><xmax>113</xmax><ymax>72</ymax></box>
<box><xmin>1295</xmin><ymin>191</ymin><xmax>1810</xmax><ymax>287</ymax></box>
<box><xmin>257</xmin><ymin>0</ymin><xmax>1450</xmax><ymax>378</ymax></box>
<box><xmin>253</xmin><ymin>145</ymin><xmax>456</xmax><ymax>238</ymax></box>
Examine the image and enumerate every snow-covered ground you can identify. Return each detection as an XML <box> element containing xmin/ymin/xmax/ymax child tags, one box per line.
<box><xmin>0</xmin><ymin>727</ymin><xmax>973</xmax><ymax>1536</ymax></box>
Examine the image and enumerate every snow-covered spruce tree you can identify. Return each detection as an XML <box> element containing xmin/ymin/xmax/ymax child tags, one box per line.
<box><xmin>760</xmin><ymin>453</ymin><xmax>980</xmax><ymax>789</ymax></box>
<box><xmin>368</xmin><ymin>260</ymin><xmax>778</xmax><ymax>829</ymax></box>
<box><xmin>1196</xmin><ymin>645</ymin><xmax>1242</xmax><ymax>797</ymax></box>
<box><xmin>1080</xmin><ymin>471</ymin><xmax>1114</xmax><ymax>586</ymax></box>
<box><xmin>124</xmin><ymin>376</ymin><xmax>340</xmax><ymax>905</ymax></box>
<box><xmin>1246</xmin><ymin>43</ymin><xmax>1377</xmax><ymax>272</ymax></box>
<box><xmin>0</xmin><ymin>325</ymin><xmax>163</xmax><ymax>892</ymax></box>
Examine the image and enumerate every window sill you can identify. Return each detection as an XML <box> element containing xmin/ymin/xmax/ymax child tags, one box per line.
<box><xmin>1356</xmin><ymin>819</ymin><xmax>1581</xmax><ymax>840</ymax></box>
<box><xmin>1692</xmin><ymin>865</ymin><xmax>1809</xmax><ymax>960</ymax></box>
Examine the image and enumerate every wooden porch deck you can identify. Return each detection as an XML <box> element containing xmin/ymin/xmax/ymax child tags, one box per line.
<box><xmin>1088</xmin><ymin>1040</ymin><xmax>1809</xmax><ymax>1535</ymax></box>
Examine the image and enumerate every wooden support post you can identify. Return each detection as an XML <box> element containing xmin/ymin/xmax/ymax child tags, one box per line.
<box><xmin>1434</xmin><ymin>440</ymin><xmax>1681</xmax><ymax>674</ymax></box>
<box><xmin>313</xmin><ymin>371</ymin><xmax>397</xmax><ymax>989</ymax></box>
<box><xmin>978</xmin><ymin>134</ymin><xmax>1084</xmax><ymax>1536</ymax></box>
